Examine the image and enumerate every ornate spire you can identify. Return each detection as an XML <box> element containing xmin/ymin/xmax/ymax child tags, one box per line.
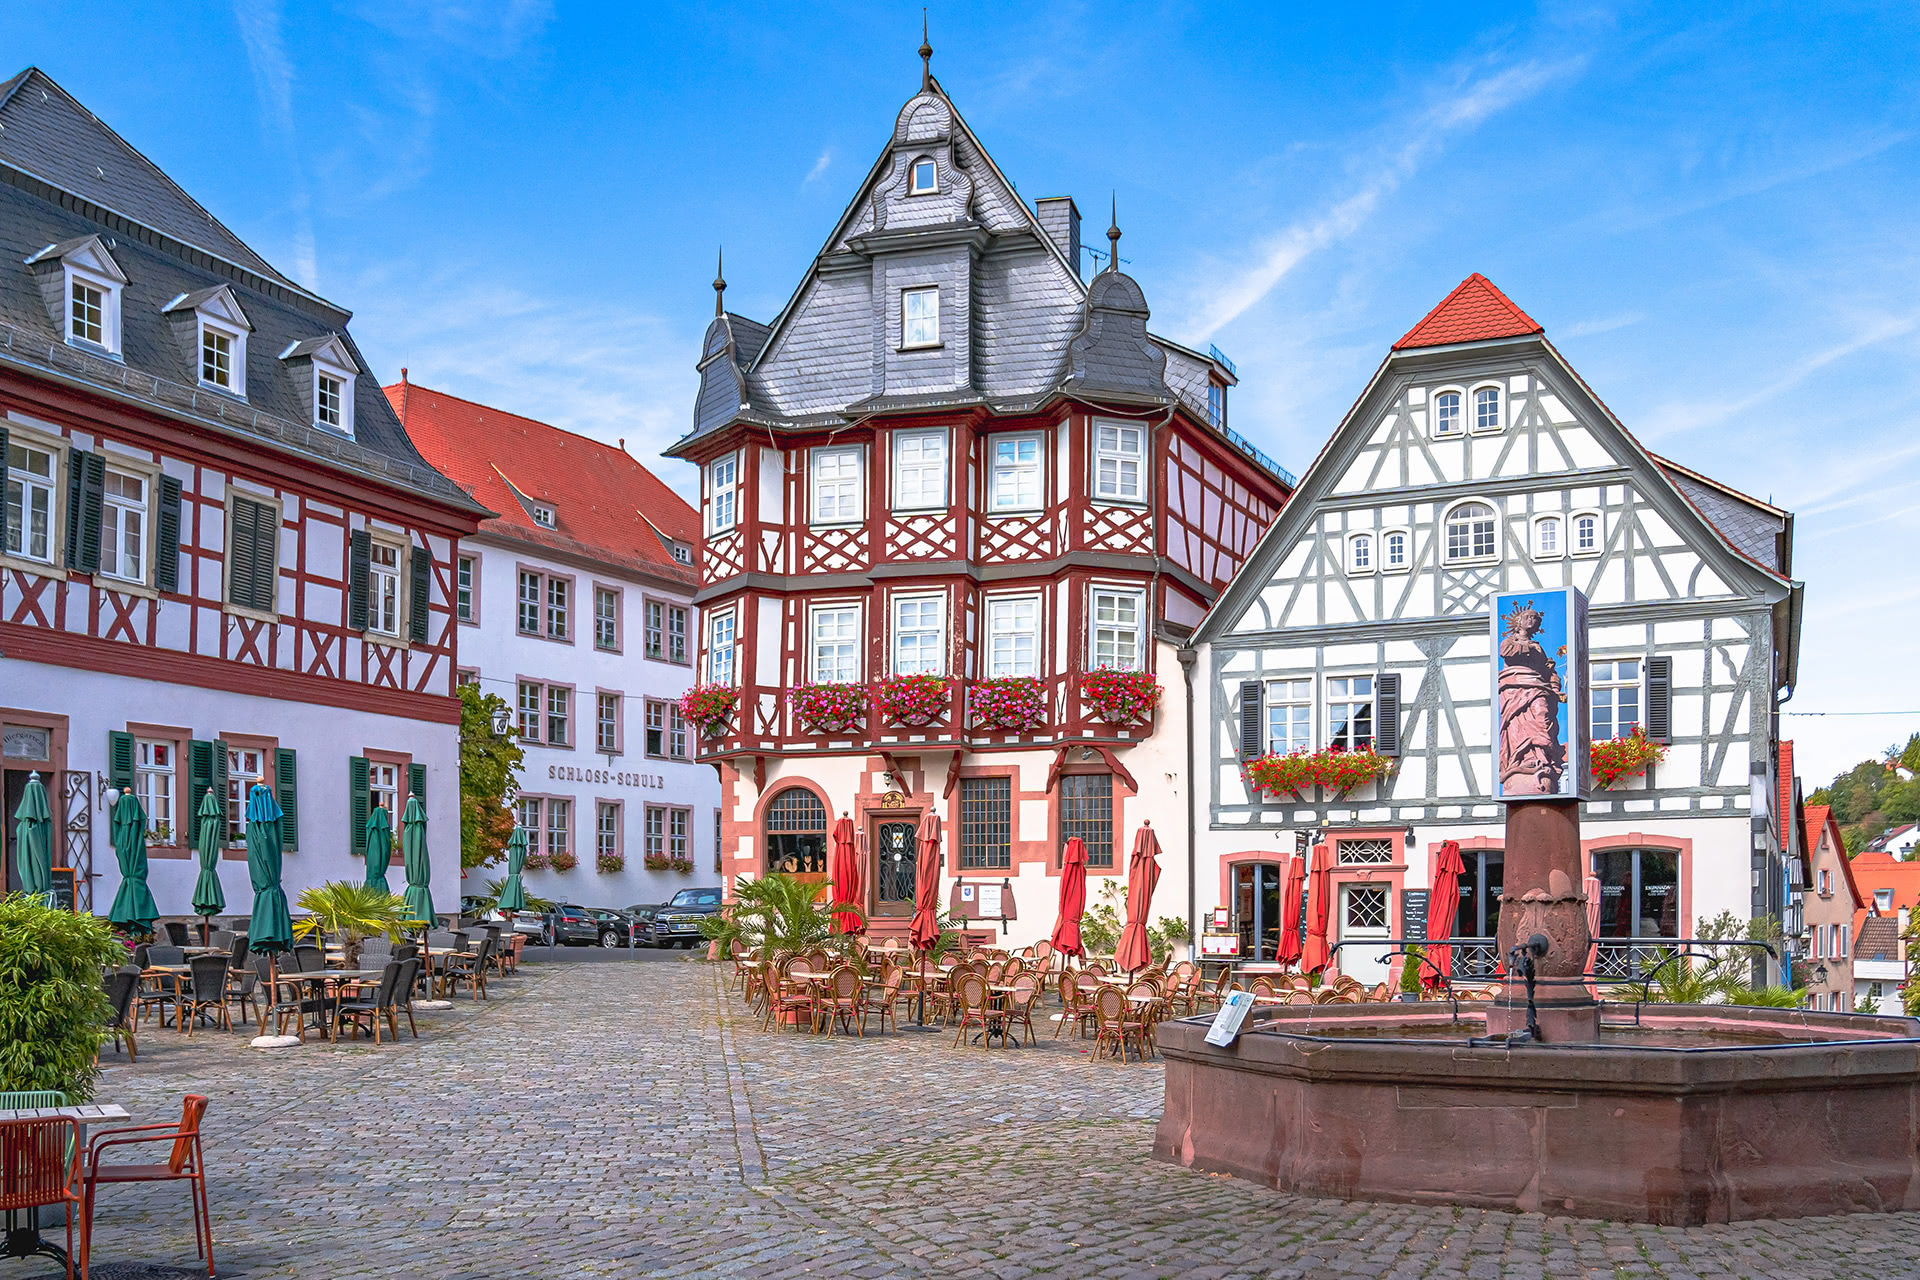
<box><xmin>919</xmin><ymin>10</ymin><xmax>933</xmax><ymax>92</ymax></box>
<box><xmin>1106</xmin><ymin>193</ymin><xmax>1121</xmax><ymax>273</ymax></box>
<box><xmin>713</xmin><ymin>247</ymin><xmax>726</xmax><ymax>317</ymax></box>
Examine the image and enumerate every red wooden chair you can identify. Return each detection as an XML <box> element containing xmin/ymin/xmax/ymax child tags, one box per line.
<box><xmin>0</xmin><ymin>1116</ymin><xmax>84</xmax><ymax>1279</ymax></box>
<box><xmin>82</xmin><ymin>1094</ymin><xmax>214</xmax><ymax>1279</ymax></box>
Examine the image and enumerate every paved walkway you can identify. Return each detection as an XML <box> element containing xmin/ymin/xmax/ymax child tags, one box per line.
<box><xmin>41</xmin><ymin>955</ymin><xmax>1920</xmax><ymax>1279</ymax></box>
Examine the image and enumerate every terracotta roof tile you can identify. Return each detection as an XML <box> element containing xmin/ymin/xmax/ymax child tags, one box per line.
<box><xmin>1850</xmin><ymin>851</ymin><xmax>1920</xmax><ymax>917</ymax></box>
<box><xmin>386</xmin><ymin>380</ymin><xmax>696</xmax><ymax>584</ymax></box>
<box><xmin>1393</xmin><ymin>273</ymin><xmax>1544</xmax><ymax>350</ymax></box>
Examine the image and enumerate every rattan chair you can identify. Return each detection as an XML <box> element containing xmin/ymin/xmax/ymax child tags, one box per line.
<box><xmin>178</xmin><ymin>955</ymin><xmax>231</xmax><ymax>1037</ymax></box>
<box><xmin>862</xmin><ymin>967</ymin><xmax>906</xmax><ymax>1035</ymax></box>
<box><xmin>1054</xmin><ymin>970</ymin><xmax>1095</xmax><ymax>1039</ymax></box>
<box><xmin>818</xmin><ymin>965</ymin><xmax>863</xmax><ymax>1037</ymax></box>
<box><xmin>104</xmin><ymin>966</ymin><xmax>140</xmax><ymax>1062</ymax></box>
<box><xmin>442</xmin><ymin>935</ymin><xmax>492</xmax><ymax>1001</ymax></box>
<box><xmin>1091</xmin><ymin>985</ymin><xmax>1147</xmax><ymax>1063</ymax></box>
<box><xmin>334</xmin><ymin>961</ymin><xmax>405</xmax><ymax>1042</ymax></box>
<box><xmin>1002</xmin><ymin>973</ymin><xmax>1040</xmax><ymax>1045</ymax></box>
<box><xmin>950</xmin><ymin>972</ymin><xmax>1000</xmax><ymax>1049</ymax></box>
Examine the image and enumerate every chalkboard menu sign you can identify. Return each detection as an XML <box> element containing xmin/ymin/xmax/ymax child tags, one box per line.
<box><xmin>1401</xmin><ymin>888</ymin><xmax>1430</xmax><ymax>943</ymax></box>
<box><xmin>48</xmin><ymin>866</ymin><xmax>76</xmax><ymax>911</ymax></box>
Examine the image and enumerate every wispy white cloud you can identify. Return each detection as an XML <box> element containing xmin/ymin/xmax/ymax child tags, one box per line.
<box><xmin>231</xmin><ymin>0</ymin><xmax>318</xmax><ymax>285</ymax></box>
<box><xmin>1183</xmin><ymin>56</ymin><xmax>1584</xmax><ymax>342</ymax></box>
<box><xmin>1597</xmin><ymin>132</ymin><xmax>1911</xmax><ymax>236</ymax></box>
<box><xmin>803</xmin><ymin>149</ymin><xmax>833</xmax><ymax>187</ymax></box>
<box><xmin>1561</xmin><ymin>311</ymin><xmax>1645</xmax><ymax>338</ymax></box>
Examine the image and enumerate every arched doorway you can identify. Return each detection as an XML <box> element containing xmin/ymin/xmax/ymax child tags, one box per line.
<box><xmin>763</xmin><ymin>787</ymin><xmax>828</xmax><ymax>884</ymax></box>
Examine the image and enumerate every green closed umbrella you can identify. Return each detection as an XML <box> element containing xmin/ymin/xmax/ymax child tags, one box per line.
<box><xmin>363</xmin><ymin>805</ymin><xmax>394</xmax><ymax>893</ymax></box>
<box><xmin>244</xmin><ymin>784</ymin><xmax>292</xmax><ymax>955</ymax></box>
<box><xmin>107</xmin><ymin>790</ymin><xmax>159</xmax><ymax>935</ymax></box>
<box><xmin>13</xmin><ymin>772</ymin><xmax>53</xmax><ymax>907</ymax></box>
<box><xmin>190</xmin><ymin>789</ymin><xmax>227</xmax><ymax>932</ymax></box>
<box><xmin>400</xmin><ymin>795</ymin><xmax>435</xmax><ymax>930</ymax></box>
<box><xmin>496</xmin><ymin>825</ymin><xmax>529</xmax><ymax>913</ymax></box>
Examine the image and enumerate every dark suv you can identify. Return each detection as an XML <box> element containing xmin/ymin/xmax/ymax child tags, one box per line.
<box><xmin>641</xmin><ymin>887</ymin><xmax>723</xmax><ymax>948</ymax></box>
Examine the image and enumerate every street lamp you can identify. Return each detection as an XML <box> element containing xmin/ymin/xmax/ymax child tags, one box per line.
<box><xmin>1813</xmin><ymin>962</ymin><xmax>1829</xmax><ymax>986</ymax></box>
<box><xmin>491</xmin><ymin>706</ymin><xmax>512</xmax><ymax>736</ymax></box>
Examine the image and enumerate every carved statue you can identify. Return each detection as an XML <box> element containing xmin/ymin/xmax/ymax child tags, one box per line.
<box><xmin>1497</xmin><ymin>600</ymin><xmax>1566</xmax><ymax>796</ymax></box>
<box><xmin>1506</xmin><ymin>869</ymin><xmax>1591</xmax><ymax>980</ymax></box>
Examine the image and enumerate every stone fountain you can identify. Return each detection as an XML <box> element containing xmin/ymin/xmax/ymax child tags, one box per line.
<box><xmin>1157</xmin><ymin>590</ymin><xmax>1920</xmax><ymax>1224</ymax></box>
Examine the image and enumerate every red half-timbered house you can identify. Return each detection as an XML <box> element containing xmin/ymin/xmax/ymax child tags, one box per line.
<box><xmin>667</xmin><ymin>48</ymin><xmax>1292</xmax><ymax>946</ymax></box>
<box><xmin>0</xmin><ymin>69</ymin><xmax>486</xmax><ymax>914</ymax></box>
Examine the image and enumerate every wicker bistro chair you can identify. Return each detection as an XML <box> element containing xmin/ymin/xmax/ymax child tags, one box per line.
<box><xmin>442</xmin><ymin>936</ymin><xmax>492</xmax><ymax>1001</ymax></box>
<box><xmin>951</xmin><ymin>972</ymin><xmax>1006</xmax><ymax>1050</ymax></box>
<box><xmin>83</xmin><ymin>1094</ymin><xmax>215</xmax><ymax>1280</ymax></box>
<box><xmin>163</xmin><ymin>921</ymin><xmax>190</xmax><ymax>947</ymax></box>
<box><xmin>387</xmin><ymin>957</ymin><xmax>423</xmax><ymax>1037</ymax></box>
<box><xmin>1002</xmin><ymin>974</ymin><xmax>1041</xmax><ymax>1045</ymax></box>
<box><xmin>104</xmin><ymin>966</ymin><xmax>140</xmax><ymax>1062</ymax></box>
<box><xmin>1126</xmin><ymin>979</ymin><xmax>1165</xmax><ymax>1056</ymax></box>
<box><xmin>1091</xmin><ymin>985</ymin><xmax>1149</xmax><ymax>1063</ymax></box>
<box><xmin>360</xmin><ymin>938</ymin><xmax>394</xmax><ymax>971</ymax></box>
<box><xmin>861</xmin><ymin>967</ymin><xmax>906</xmax><ymax>1035</ymax></box>
<box><xmin>334</xmin><ymin>961</ymin><xmax>405</xmax><ymax>1043</ymax></box>
<box><xmin>818</xmin><ymin>965</ymin><xmax>864</xmax><ymax>1037</ymax></box>
<box><xmin>1194</xmin><ymin>967</ymin><xmax>1233</xmax><ymax>1013</ymax></box>
<box><xmin>289</xmin><ymin>943</ymin><xmax>324</xmax><ymax>973</ymax></box>
<box><xmin>208</xmin><ymin>929</ymin><xmax>235</xmax><ymax>951</ymax></box>
<box><xmin>1248</xmin><ymin>976</ymin><xmax>1277</xmax><ymax>1000</ymax></box>
<box><xmin>256</xmin><ymin>955</ymin><xmax>315</xmax><ymax>1042</ymax></box>
<box><xmin>178</xmin><ymin>955</ymin><xmax>231</xmax><ymax>1037</ymax></box>
<box><xmin>1054</xmin><ymin>971</ymin><xmax>1094</xmax><ymax>1039</ymax></box>
<box><xmin>0</xmin><ymin>1116</ymin><xmax>84</xmax><ymax>1280</ymax></box>
<box><xmin>223</xmin><ymin>953</ymin><xmax>260</xmax><ymax>1028</ymax></box>
<box><xmin>764</xmin><ymin>968</ymin><xmax>817</xmax><ymax>1033</ymax></box>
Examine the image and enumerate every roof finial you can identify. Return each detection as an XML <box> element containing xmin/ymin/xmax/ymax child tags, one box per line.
<box><xmin>1106</xmin><ymin>193</ymin><xmax>1121</xmax><ymax>273</ymax></box>
<box><xmin>919</xmin><ymin>10</ymin><xmax>933</xmax><ymax>92</ymax></box>
<box><xmin>713</xmin><ymin>247</ymin><xmax>726</xmax><ymax>317</ymax></box>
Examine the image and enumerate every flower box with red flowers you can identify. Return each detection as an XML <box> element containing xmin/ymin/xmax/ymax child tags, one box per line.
<box><xmin>969</xmin><ymin>677</ymin><xmax>1047</xmax><ymax>733</ymax></box>
<box><xmin>1245</xmin><ymin>745</ymin><xmax>1394</xmax><ymax>798</ymax></box>
<box><xmin>643</xmin><ymin>852</ymin><xmax>672</xmax><ymax>871</ymax></box>
<box><xmin>1591</xmin><ymin>727</ymin><xmax>1666</xmax><ymax>788</ymax></box>
<box><xmin>680</xmin><ymin>684</ymin><xmax>740</xmax><ymax>738</ymax></box>
<box><xmin>1081</xmin><ymin>667</ymin><xmax>1161</xmax><ymax>726</ymax></box>
<box><xmin>548</xmin><ymin>849</ymin><xmax>578</xmax><ymax>872</ymax></box>
<box><xmin>873</xmin><ymin>674</ymin><xmax>953</xmax><ymax>727</ymax></box>
<box><xmin>669</xmin><ymin>856</ymin><xmax>694</xmax><ymax>874</ymax></box>
<box><xmin>523</xmin><ymin>850</ymin><xmax>551</xmax><ymax>872</ymax></box>
<box><xmin>790</xmin><ymin>681</ymin><xmax>867</xmax><ymax>735</ymax></box>
<box><xmin>596</xmin><ymin>851</ymin><xmax>625</xmax><ymax>874</ymax></box>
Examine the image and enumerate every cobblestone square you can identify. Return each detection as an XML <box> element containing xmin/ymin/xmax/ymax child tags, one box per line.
<box><xmin>36</xmin><ymin>954</ymin><xmax>1920</xmax><ymax>1280</ymax></box>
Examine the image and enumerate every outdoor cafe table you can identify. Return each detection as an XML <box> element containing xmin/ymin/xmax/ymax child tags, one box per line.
<box><xmin>0</xmin><ymin>1104</ymin><xmax>131</xmax><ymax>1269</ymax></box>
<box><xmin>269</xmin><ymin>968</ymin><xmax>388</xmax><ymax>1038</ymax></box>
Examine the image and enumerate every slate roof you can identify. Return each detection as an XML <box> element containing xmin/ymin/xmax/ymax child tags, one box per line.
<box><xmin>0</xmin><ymin>68</ymin><xmax>479</xmax><ymax>514</ymax></box>
<box><xmin>388</xmin><ymin>379</ymin><xmax>697</xmax><ymax>585</ymax></box>
<box><xmin>1393</xmin><ymin>273</ymin><xmax>1544</xmax><ymax>349</ymax></box>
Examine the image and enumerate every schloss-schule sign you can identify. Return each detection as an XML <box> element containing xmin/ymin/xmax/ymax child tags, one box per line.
<box><xmin>547</xmin><ymin>764</ymin><xmax>667</xmax><ymax>790</ymax></box>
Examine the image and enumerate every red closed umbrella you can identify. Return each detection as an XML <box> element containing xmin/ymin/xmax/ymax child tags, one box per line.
<box><xmin>828</xmin><ymin>816</ymin><xmax>863</xmax><ymax>935</ymax></box>
<box><xmin>1300</xmin><ymin>842</ymin><xmax>1334</xmax><ymax>974</ymax></box>
<box><xmin>1277</xmin><ymin>855</ymin><xmax>1306</xmax><ymax>966</ymax></box>
<box><xmin>1114</xmin><ymin>824</ymin><xmax>1163</xmax><ymax>974</ymax></box>
<box><xmin>1584</xmin><ymin>873</ymin><xmax>1603</xmax><ymax>977</ymax></box>
<box><xmin>909</xmin><ymin>811</ymin><xmax>941</xmax><ymax>952</ymax></box>
<box><xmin>1425</xmin><ymin>840</ymin><xmax>1465</xmax><ymax>989</ymax></box>
<box><xmin>1051</xmin><ymin>836</ymin><xmax>1089</xmax><ymax>958</ymax></box>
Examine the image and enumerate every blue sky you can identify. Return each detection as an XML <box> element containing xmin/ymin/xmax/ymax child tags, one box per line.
<box><xmin>5</xmin><ymin>2</ymin><xmax>1918</xmax><ymax>784</ymax></box>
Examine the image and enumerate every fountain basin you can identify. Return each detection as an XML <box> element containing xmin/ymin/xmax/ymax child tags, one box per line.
<box><xmin>1154</xmin><ymin>1002</ymin><xmax>1920</xmax><ymax>1224</ymax></box>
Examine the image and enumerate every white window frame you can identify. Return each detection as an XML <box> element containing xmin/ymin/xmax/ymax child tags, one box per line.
<box><xmin>901</xmin><ymin>286</ymin><xmax>940</xmax><ymax>350</ymax></box>
<box><xmin>809</xmin><ymin>445</ymin><xmax>864</xmax><ymax>526</ymax></box>
<box><xmin>367</xmin><ymin>538</ymin><xmax>404</xmax><ymax>638</ymax></box>
<box><xmin>891</xmin><ymin>428</ymin><xmax>948</xmax><ymax>511</ymax></box>
<box><xmin>1325</xmin><ymin>675</ymin><xmax>1376</xmax><ymax>751</ymax></box>
<box><xmin>198</xmin><ymin>317</ymin><xmax>248</xmax><ymax>397</ymax></box>
<box><xmin>455</xmin><ymin>554</ymin><xmax>476</xmax><ymax>623</ymax></box>
<box><xmin>95</xmin><ymin>465</ymin><xmax>150</xmax><ymax>585</ymax></box>
<box><xmin>1381</xmin><ymin>528</ymin><xmax>1411</xmax><ymax>573</ymax></box>
<box><xmin>1470</xmin><ymin>382</ymin><xmax>1503</xmax><ymax>434</ymax></box>
<box><xmin>1531</xmin><ymin>513</ymin><xmax>1563</xmax><ymax>560</ymax></box>
<box><xmin>808</xmin><ymin>603</ymin><xmax>861</xmax><ymax>684</ymax></box>
<box><xmin>596</xmin><ymin>691</ymin><xmax>620</xmax><ymax>754</ymax></box>
<box><xmin>1441</xmin><ymin>499</ymin><xmax>1499</xmax><ymax>565</ymax></box>
<box><xmin>546</xmin><ymin>684</ymin><xmax>572</xmax><ymax>747</ymax></box>
<box><xmin>890</xmin><ymin>593</ymin><xmax>946</xmax><ymax>676</ymax></box>
<box><xmin>312</xmin><ymin>358</ymin><xmax>356</xmax><ymax>436</ymax></box>
<box><xmin>707</xmin><ymin>609</ymin><xmax>737</xmax><ymax>685</ymax></box>
<box><xmin>985</xmin><ymin>594</ymin><xmax>1040</xmax><ymax>679</ymax></box>
<box><xmin>1590</xmin><ymin>658</ymin><xmax>1644</xmax><ymax>741</ymax></box>
<box><xmin>706</xmin><ymin>452</ymin><xmax>740</xmax><ymax>534</ymax></box>
<box><xmin>135</xmin><ymin>738</ymin><xmax>174</xmax><ymax>840</ymax></box>
<box><xmin>67</xmin><ymin>269</ymin><xmax>122</xmax><ymax>355</ymax></box>
<box><xmin>1570</xmin><ymin>509</ymin><xmax>1603</xmax><ymax>558</ymax></box>
<box><xmin>593</xmin><ymin>585</ymin><xmax>620</xmax><ymax>652</ymax></box>
<box><xmin>531</xmin><ymin>503</ymin><xmax>557</xmax><ymax>529</ymax></box>
<box><xmin>1345</xmin><ymin>532</ymin><xmax>1375</xmax><ymax>576</ymax></box>
<box><xmin>1089</xmin><ymin>585</ymin><xmax>1145</xmax><ymax>671</ymax></box>
<box><xmin>1264</xmin><ymin>678</ymin><xmax>1312</xmax><ymax>755</ymax></box>
<box><xmin>228</xmin><ymin>746</ymin><xmax>268</xmax><ymax>844</ymax></box>
<box><xmin>546</xmin><ymin>797</ymin><xmax>571</xmax><ymax>857</ymax></box>
<box><xmin>909</xmin><ymin>156</ymin><xmax>938</xmax><ymax>194</ymax></box>
<box><xmin>1430</xmin><ymin>387</ymin><xmax>1464</xmax><ymax>438</ymax></box>
<box><xmin>5</xmin><ymin>435</ymin><xmax>60</xmax><ymax>567</ymax></box>
<box><xmin>988</xmin><ymin>433</ymin><xmax>1043</xmax><ymax>513</ymax></box>
<box><xmin>1092</xmin><ymin>419</ymin><xmax>1145</xmax><ymax>503</ymax></box>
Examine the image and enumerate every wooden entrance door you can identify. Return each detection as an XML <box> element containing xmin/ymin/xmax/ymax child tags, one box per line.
<box><xmin>1337</xmin><ymin>883</ymin><xmax>1392</xmax><ymax>985</ymax></box>
<box><xmin>871</xmin><ymin>818</ymin><xmax>917</xmax><ymax>918</ymax></box>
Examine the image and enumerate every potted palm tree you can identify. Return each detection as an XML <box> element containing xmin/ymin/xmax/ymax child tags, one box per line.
<box><xmin>292</xmin><ymin>881</ymin><xmax>410</xmax><ymax>969</ymax></box>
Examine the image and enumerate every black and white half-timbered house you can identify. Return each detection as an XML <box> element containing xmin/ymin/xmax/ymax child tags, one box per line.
<box><xmin>1189</xmin><ymin>275</ymin><xmax>1803</xmax><ymax>986</ymax></box>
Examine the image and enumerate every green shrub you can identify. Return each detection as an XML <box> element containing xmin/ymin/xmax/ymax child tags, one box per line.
<box><xmin>0</xmin><ymin>894</ymin><xmax>124</xmax><ymax>1100</ymax></box>
<box><xmin>1400</xmin><ymin>944</ymin><xmax>1426</xmax><ymax>995</ymax></box>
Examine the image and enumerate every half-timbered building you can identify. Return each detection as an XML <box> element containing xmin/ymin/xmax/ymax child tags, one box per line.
<box><xmin>1190</xmin><ymin>275</ymin><xmax>1803</xmax><ymax>986</ymax></box>
<box><xmin>0</xmin><ymin>69</ymin><xmax>486</xmax><ymax>915</ymax></box>
<box><xmin>667</xmin><ymin>47</ymin><xmax>1292</xmax><ymax>946</ymax></box>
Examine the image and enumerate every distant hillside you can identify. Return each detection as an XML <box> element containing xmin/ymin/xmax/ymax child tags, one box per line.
<box><xmin>1808</xmin><ymin>733</ymin><xmax>1920</xmax><ymax>853</ymax></box>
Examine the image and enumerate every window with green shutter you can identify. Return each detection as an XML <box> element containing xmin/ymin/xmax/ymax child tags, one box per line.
<box><xmin>64</xmin><ymin>449</ymin><xmax>106</xmax><ymax>573</ymax></box>
<box><xmin>154</xmin><ymin>475</ymin><xmax>183</xmax><ymax>594</ymax></box>
<box><xmin>347</xmin><ymin>529</ymin><xmax>371</xmax><ymax>631</ymax></box>
<box><xmin>349</xmin><ymin>755</ymin><xmax>370</xmax><ymax>855</ymax></box>
<box><xmin>408</xmin><ymin>544</ymin><xmax>431</xmax><ymax>644</ymax></box>
<box><xmin>187</xmin><ymin>738</ymin><xmax>228</xmax><ymax>842</ymax></box>
<box><xmin>408</xmin><ymin>762</ymin><xmax>426</xmax><ymax>806</ymax></box>
<box><xmin>276</xmin><ymin>747</ymin><xmax>299</xmax><ymax>851</ymax></box>
<box><xmin>107</xmin><ymin>730</ymin><xmax>135</xmax><ymax>792</ymax></box>
<box><xmin>227</xmin><ymin>496</ymin><xmax>279</xmax><ymax>612</ymax></box>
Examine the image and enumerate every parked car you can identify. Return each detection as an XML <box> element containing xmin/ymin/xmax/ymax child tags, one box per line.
<box><xmin>544</xmin><ymin>904</ymin><xmax>604</xmax><ymax>947</ymax></box>
<box><xmin>487</xmin><ymin>907</ymin><xmax>548</xmax><ymax>941</ymax></box>
<box><xmin>625</xmin><ymin>903</ymin><xmax>662</xmax><ymax>947</ymax></box>
<box><xmin>644</xmin><ymin>887</ymin><xmax>724</xmax><ymax>949</ymax></box>
<box><xmin>583</xmin><ymin>907</ymin><xmax>634</xmax><ymax>948</ymax></box>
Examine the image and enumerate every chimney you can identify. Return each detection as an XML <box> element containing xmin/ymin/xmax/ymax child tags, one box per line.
<box><xmin>1036</xmin><ymin>196</ymin><xmax>1082</xmax><ymax>280</ymax></box>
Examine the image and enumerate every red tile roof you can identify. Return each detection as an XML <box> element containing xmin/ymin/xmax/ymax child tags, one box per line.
<box><xmin>1850</xmin><ymin>850</ymin><xmax>1920</xmax><ymax>917</ymax></box>
<box><xmin>1804</xmin><ymin>803</ymin><xmax>1863</xmax><ymax>910</ymax></box>
<box><xmin>1393</xmin><ymin>273</ymin><xmax>1544</xmax><ymax>350</ymax></box>
<box><xmin>386</xmin><ymin>379</ymin><xmax>696</xmax><ymax>585</ymax></box>
<box><xmin>1778</xmin><ymin>740</ymin><xmax>1796</xmax><ymax>853</ymax></box>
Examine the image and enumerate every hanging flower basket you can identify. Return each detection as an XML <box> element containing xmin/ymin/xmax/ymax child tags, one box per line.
<box><xmin>596</xmin><ymin>851</ymin><xmax>625</xmax><ymax>874</ymax></box>
<box><xmin>1246</xmin><ymin>745</ymin><xmax>1393</xmax><ymax>798</ymax></box>
<box><xmin>873</xmin><ymin>674</ymin><xmax>953</xmax><ymax>727</ymax></box>
<box><xmin>680</xmin><ymin>684</ymin><xmax>740</xmax><ymax>738</ymax></box>
<box><xmin>1592</xmin><ymin>727</ymin><xmax>1666</xmax><ymax>788</ymax></box>
<box><xmin>790</xmin><ymin>682</ymin><xmax>867</xmax><ymax>734</ymax></box>
<box><xmin>549</xmin><ymin>849</ymin><xmax>579</xmax><ymax>872</ymax></box>
<box><xmin>1081</xmin><ymin>667</ymin><xmax>1162</xmax><ymax>726</ymax></box>
<box><xmin>643</xmin><ymin>852</ymin><xmax>672</xmax><ymax>871</ymax></box>
<box><xmin>970</xmin><ymin>677</ymin><xmax>1047</xmax><ymax>732</ymax></box>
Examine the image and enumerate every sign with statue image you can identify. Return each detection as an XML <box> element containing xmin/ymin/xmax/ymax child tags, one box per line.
<box><xmin>1489</xmin><ymin>587</ymin><xmax>1590</xmax><ymax>801</ymax></box>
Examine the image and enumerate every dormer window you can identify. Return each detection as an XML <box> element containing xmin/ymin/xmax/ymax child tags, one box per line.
<box><xmin>166</xmin><ymin>285</ymin><xmax>251</xmax><ymax>398</ymax></box>
<box><xmin>26</xmin><ymin>235</ymin><xmax>126</xmax><ymax>356</ymax></box>
<box><xmin>671</xmin><ymin>543</ymin><xmax>693</xmax><ymax>566</ymax></box>
<box><xmin>70</xmin><ymin>278</ymin><xmax>106</xmax><ymax>346</ymax></box>
<box><xmin>202</xmin><ymin>326</ymin><xmax>235</xmax><ymax>388</ymax></box>
<box><xmin>902</xmin><ymin>287</ymin><xmax>940</xmax><ymax>349</ymax></box>
<box><xmin>316</xmin><ymin>372</ymin><xmax>345</xmax><ymax>429</ymax></box>
<box><xmin>279</xmin><ymin>334</ymin><xmax>358</xmax><ymax>437</ymax></box>
<box><xmin>532</xmin><ymin>504</ymin><xmax>557</xmax><ymax>529</ymax></box>
<box><xmin>910</xmin><ymin>157</ymin><xmax>937</xmax><ymax>194</ymax></box>
<box><xmin>1877</xmin><ymin>887</ymin><xmax>1895</xmax><ymax>912</ymax></box>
